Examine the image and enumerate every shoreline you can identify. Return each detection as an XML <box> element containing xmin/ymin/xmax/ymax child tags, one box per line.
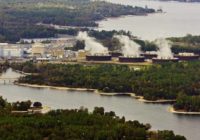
<box><xmin>15</xmin><ymin>83</ymin><xmax>96</xmax><ymax>92</ymax></box>
<box><xmin>11</xmin><ymin>83</ymin><xmax>200</xmax><ymax>115</ymax></box>
<box><xmin>168</xmin><ymin>106</ymin><xmax>200</xmax><ymax>115</ymax></box>
<box><xmin>15</xmin><ymin>83</ymin><xmax>176</xmax><ymax>104</ymax></box>
<box><xmin>13</xmin><ymin>70</ymin><xmax>38</xmax><ymax>76</ymax></box>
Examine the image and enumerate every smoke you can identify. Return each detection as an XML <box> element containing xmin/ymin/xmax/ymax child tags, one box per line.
<box><xmin>114</xmin><ymin>35</ymin><xmax>141</xmax><ymax>57</ymax></box>
<box><xmin>155</xmin><ymin>38</ymin><xmax>173</xmax><ymax>58</ymax></box>
<box><xmin>76</xmin><ymin>32</ymin><xmax>108</xmax><ymax>54</ymax></box>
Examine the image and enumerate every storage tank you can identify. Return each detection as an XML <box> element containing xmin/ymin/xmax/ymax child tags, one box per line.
<box><xmin>141</xmin><ymin>51</ymin><xmax>158</xmax><ymax>59</ymax></box>
<box><xmin>119</xmin><ymin>56</ymin><xmax>145</xmax><ymax>63</ymax></box>
<box><xmin>174</xmin><ymin>53</ymin><xmax>199</xmax><ymax>61</ymax></box>
<box><xmin>86</xmin><ymin>54</ymin><xmax>112</xmax><ymax>61</ymax></box>
<box><xmin>109</xmin><ymin>51</ymin><xmax>123</xmax><ymax>58</ymax></box>
<box><xmin>152</xmin><ymin>57</ymin><xmax>179</xmax><ymax>63</ymax></box>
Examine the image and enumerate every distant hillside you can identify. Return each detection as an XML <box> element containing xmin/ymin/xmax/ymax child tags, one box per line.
<box><xmin>0</xmin><ymin>0</ymin><xmax>155</xmax><ymax>43</ymax></box>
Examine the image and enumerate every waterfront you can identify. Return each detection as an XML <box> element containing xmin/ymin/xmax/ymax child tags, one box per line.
<box><xmin>0</xmin><ymin>69</ymin><xmax>200</xmax><ymax>140</ymax></box>
<box><xmin>98</xmin><ymin>0</ymin><xmax>200</xmax><ymax>40</ymax></box>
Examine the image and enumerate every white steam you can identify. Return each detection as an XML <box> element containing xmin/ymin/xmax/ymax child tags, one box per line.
<box><xmin>76</xmin><ymin>32</ymin><xmax>108</xmax><ymax>54</ymax></box>
<box><xmin>114</xmin><ymin>35</ymin><xmax>141</xmax><ymax>57</ymax></box>
<box><xmin>155</xmin><ymin>38</ymin><xmax>173</xmax><ymax>58</ymax></box>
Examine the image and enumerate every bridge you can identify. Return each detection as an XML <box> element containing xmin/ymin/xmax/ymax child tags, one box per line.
<box><xmin>0</xmin><ymin>77</ymin><xmax>18</xmax><ymax>84</ymax></box>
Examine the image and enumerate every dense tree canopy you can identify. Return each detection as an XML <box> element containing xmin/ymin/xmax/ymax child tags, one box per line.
<box><xmin>12</xmin><ymin>61</ymin><xmax>200</xmax><ymax>103</ymax></box>
<box><xmin>0</xmin><ymin>0</ymin><xmax>154</xmax><ymax>43</ymax></box>
<box><xmin>0</xmin><ymin>96</ymin><xmax>186</xmax><ymax>140</ymax></box>
<box><xmin>169</xmin><ymin>35</ymin><xmax>200</xmax><ymax>54</ymax></box>
<box><xmin>174</xmin><ymin>94</ymin><xmax>200</xmax><ymax>112</ymax></box>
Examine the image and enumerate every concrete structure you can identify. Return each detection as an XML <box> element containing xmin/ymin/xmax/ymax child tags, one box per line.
<box><xmin>20</xmin><ymin>35</ymin><xmax>76</xmax><ymax>49</ymax></box>
<box><xmin>47</xmin><ymin>46</ymin><xmax>65</xmax><ymax>59</ymax></box>
<box><xmin>0</xmin><ymin>44</ymin><xmax>25</xmax><ymax>58</ymax></box>
<box><xmin>32</xmin><ymin>43</ymin><xmax>48</xmax><ymax>57</ymax></box>
<box><xmin>77</xmin><ymin>50</ymin><xmax>87</xmax><ymax>59</ymax></box>
<box><xmin>65</xmin><ymin>50</ymin><xmax>76</xmax><ymax>58</ymax></box>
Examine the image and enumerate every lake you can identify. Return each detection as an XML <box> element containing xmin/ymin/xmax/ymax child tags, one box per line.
<box><xmin>97</xmin><ymin>0</ymin><xmax>200</xmax><ymax>40</ymax></box>
<box><xmin>0</xmin><ymin>69</ymin><xmax>200</xmax><ymax>140</ymax></box>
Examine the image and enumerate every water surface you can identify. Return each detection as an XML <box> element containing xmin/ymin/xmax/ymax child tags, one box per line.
<box><xmin>0</xmin><ymin>69</ymin><xmax>199</xmax><ymax>140</ymax></box>
<box><xmin>97</xmin><ymin>0</ymin><xmax>200</xmax><ymax>40</ymax></box>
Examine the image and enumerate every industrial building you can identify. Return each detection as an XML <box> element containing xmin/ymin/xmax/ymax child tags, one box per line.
<box><xmin>0</xmin><ymin>43</ymin><xmax>25</xmax><ymax>59</ymax></box>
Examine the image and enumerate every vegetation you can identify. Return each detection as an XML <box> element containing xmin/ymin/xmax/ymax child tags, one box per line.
<box><xmin>0</xmin><ymin>0</ymin><xmax>154</xmax><ymax>43</ymax></box>
<box><xmin>0</xmin><ymin>96</ymin><xmax>186</xmax><ymax>140</ymax></box>
<box><xmin>73</xmin><ymin>33</ymin><xmax>200</xmax><ymax>54</ymax></box>
<box><xmin>12</xmin><ymin>100</ymin><xmax>32</xmax><ymax>111</ymax></box>
<box><xmin>174</xmin><ymin>94</ymin><xmax>200</xmax><ymax>112</ymax></box>
<box><xmin>71</xmin><ymin>29</ymin><xmax>133</xmax><ymax>51</ymax></box>
<box><xmin>169</xmin><ymin>34</ymin><xmax>200</xmax><ymax>54</ymax></box>
<box><xmin>0</xmin><ymin>61</ymin><xmax>9</xmax><ymax>73</ymax></box>
<box><xmin>12</xmin><ymin>62</ymin><xmax>200</xmax><ymax>103</ymax></box>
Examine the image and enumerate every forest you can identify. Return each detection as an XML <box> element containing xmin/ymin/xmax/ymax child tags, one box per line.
<box><xmin>11</xmin><ymin>61</ymin><xmax>200</xmax><ymax>112</ymax></box>
<box><xmin>174</xmin><ymin>94</ymin><xmax>200</xmax><ymax>112</ymax></box>
<box><xmin>169</xmin><ymin>34</ymin><xmax>200</xmax><ymax>54</ymax></box>
<box><xmin>0</xmin><ymin>95</ymin><xmax>186</xmax><ymax>140</ymax></box>
<box><xmin>0</xmin><ymin>0</ymin><xmax>154</xmax><ymax>43</ymax></box>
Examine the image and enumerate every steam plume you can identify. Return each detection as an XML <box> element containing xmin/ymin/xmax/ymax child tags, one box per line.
<box><xmin>114</xmin><ymin>35</ymin><xmax>141</xmax><ymax>57</ymax></box>
<box><xmin>77</xmin><ymin>32</ymin><xmax>108</xmax><ymax>54</ymax></box>
<box><xmin>155</xmin><ymin>38</ymin><xmax>173</xmax><ymax>58</ymax></box>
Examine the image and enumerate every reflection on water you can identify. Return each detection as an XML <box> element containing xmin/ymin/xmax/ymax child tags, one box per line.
<box><xmin>0</xmin><ymin>69</ymin><xmax>199</xmax><ymax>140</ymax></box>
<box><xmin>98</xmin><ymin>0</ymin><xmax>200</xmax><ymax>40</ymax></box>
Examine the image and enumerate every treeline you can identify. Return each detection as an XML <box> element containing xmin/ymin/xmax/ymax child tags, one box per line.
<box><xmin>0</xmin><ymin>96</ymin><xmax>42</xmax><ymax>114</ymax></box>
<box><xmin>12</xmin><ymin>62</ymin><xmax>200</xmax><ymax>102</ymax></box>
<box><xmin>0</xmin><ymin>0</ymin><xmax>154</xmax><ymax>43</ymax></box>
<box><xmin>0</xmin><ymin>96</ymin><xmax>186</xmax><ymax>140</ymax></box>
<box><xmin>174</xmin><ymin>94</ymin><xmax>200</xmax><ymax>112</ymax></box>
<box><xmin>73</xmin><ymin>32</ymin><xmax>200</xmax><ymax>54</ymax></box>
<box><xmin>72</xmin><ymin>30</ymin><xmax>133</xmax><ymax>51</ymax></box>
<box><xmin>69</xmin><ymin>29</ymin><xmax>158</xmax><ymax>52</ymax></box>
<box><xmin>169</xmin><ymin>34</ymin><xmax>200</xmax><ymax>54</ymax></box>
<box><xmin>74</xmin><ymin>30</ymin><xmax>192</xmax><ymax>54</ymax></box>
<box><xmin>0</xmin><ymin>61</ymin><xmax>9</xmax><ymax>73</ymax></box>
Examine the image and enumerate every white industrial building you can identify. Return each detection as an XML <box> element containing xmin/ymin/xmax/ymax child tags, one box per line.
<box><xmin>0</xmin><ymin>43</ymin><xmax>25</xmax><ymax>58</ymax></box>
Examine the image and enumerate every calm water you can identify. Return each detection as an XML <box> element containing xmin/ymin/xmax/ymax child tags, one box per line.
<box><xmin>97</xmin><ymin>0</ymin><xmax>200</xmax><ymax>40</ymax></box>
<box><xmin>0</xmin><ymin>69</ymin><xmax>199</xmax><ymax>140</ymax></box>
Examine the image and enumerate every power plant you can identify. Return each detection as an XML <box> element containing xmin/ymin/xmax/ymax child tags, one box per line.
<box><xmin>77</xmin><ymin>32</ymin><xmax>200</xmax><ymax>64</ymax></box>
